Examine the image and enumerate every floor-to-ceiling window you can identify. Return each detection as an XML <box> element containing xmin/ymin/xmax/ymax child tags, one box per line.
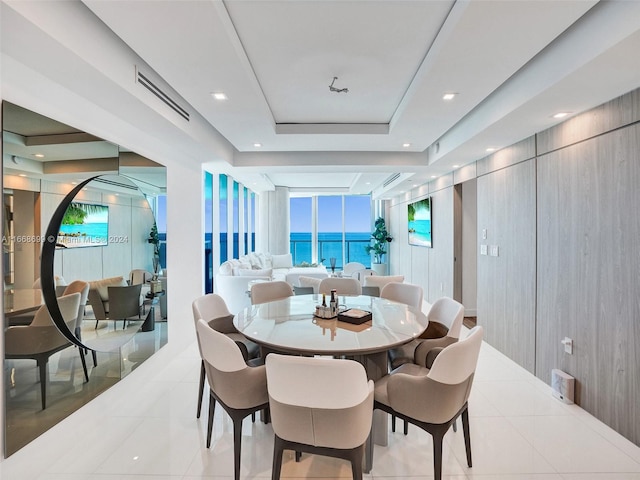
<box><xmin>204</xmin><ymin>172</ymin><xmax>214</xmax><ymax>293</ymax></box>
<box><xmin>219</xmin><ymin>174</ymin><xmax>228</xmax><ymax>263</ymax></box>
<box><xmin>290</xmin><ymin>195</ymin><xmax>371</xmax><ymax>268</ymax></box>
<box><xmin>290</xmin><ymin>197</ymin><xmax>313</xmax><ymax>264</ymax></box>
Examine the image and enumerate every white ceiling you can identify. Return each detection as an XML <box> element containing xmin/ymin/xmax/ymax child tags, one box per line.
<box><xmin>5</xmin><ymin>1</ymin><xmax>640</xmax><ymax>198</ymax></box>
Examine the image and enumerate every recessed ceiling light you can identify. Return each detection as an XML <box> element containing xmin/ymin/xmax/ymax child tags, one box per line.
<box><xmin>431</xmin><ymin>175</ymin><xmax>437</xmax><ymax>179</ymax></box>
<box><xmin>253</xmin><ymin>143</ymin><xmax>262</xmax><ymax>148</ymax></box>
<box><xmin>402</xmin><ymin>143</ymin><xmax>411</xmax><ymax>148</ymax></box>
<box><xmin>212</xmin><ymin>92</ymin><xmax>227</xmax><ymax>100</ymax></box>
<box><xmin>442</xmin><ymin>93</ymin><xmax>457</xmax><ymax>101</ymax></box>
<box><xmin>453</xmin><ymin>164</ymin><xmax>459</xmax><ymax>168</ymax></box>
<box><xmin>71</xmin><ymin>182</ymin><xmax>77</xmax><ymax>185</ymax></box>
<box><xmin>486</xmin><ymin>147</ymin><xmax>497</xmax><ymax>152</ymax></box>
<box><xmin>18</xmin><ymin>174</ymin><xmax>27</xmax><ymax>177</ymax></box>
<box><xmin>553</xmin><ymin>112</ymin><xmax>569</xmax><ymax>119</ymax></box>
<box><xmin>34</xmin><ymin>153</ymin><xmax>44</xmax><ymax>158</ymax></box>
<box><xmin>413</xmin><ymin>184</ymin><xmax>418</xmax><ymax>187</ymax></box>
<box><xmin>365</xmin><ymin>182</ymin><xmax>370</xmax><ymax>185</ymax></box>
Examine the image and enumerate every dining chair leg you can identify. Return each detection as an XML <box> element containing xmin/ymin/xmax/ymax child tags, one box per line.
<box><xmin>462</xmin><ymin>407</ymin><xmax>472</xmax><ymax>467</ymax></box>
<box><xmin>295</xmin><ymin>451</ymin><xmax>301</xmax><ymax>462</ymax></box>
<box><xmin>431</xmin><ymin>427</ymin><xmax>446</xmax><ymax>480</ymax></box>
<box><xmin>78</xmin><ymin>349</ymin><xmax>89</xmax><ymax>382</ymax></box>
<box><xmin>38</xmin><ymin>359</ymin><xmax>47</xmax><ymax>410</ymax></box>
<box><xmin>271</xmin><ymin>435</ymin><xmax>284</xmax><ymax>480</ymax></box>
<box><xmin>233</xmin><ymin>417</ymin><xmax>243</xmax><ymax>480</ymax></box>
<box><xmin>349</xmin><ymin>444</ymin><xmax>364</xmax><ymax>480</ymax></box>
<box><xmin>403</xmin><ymin>419</ymin><xmax>408</xmax><ymax>435</ymax></box>
<box><xmin>452</xmin><ymin>418</ymin><xmax>457</xmax><ymax>432</ymax></box>
<box><xmin>91</xmin><ymin>349</ymin><xmax>98</xmax><ymax>367</ymax></box>
<box><xmin>391</xmin><ymin>414</ymin><xmax>396</xmax><ymax>432</ymax></box>
<box><xmin>197</xmin><ymin>360</ymin><xmax>205</xmax><ymax>418</ymax></box>
<box><xmin>206</xmin><ymin>391</ymin><xmax>216</xmax><ymax>448</ymax></box>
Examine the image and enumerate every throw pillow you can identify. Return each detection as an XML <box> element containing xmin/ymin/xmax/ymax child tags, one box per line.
<box><xmin>272</xmin><ymin>253</ymin><xmax>293</xmax><ymax>269</ymax></box>
<box><xmin>219</xmin><ymin>261</ymin><xmax>234</xmax><ymax>276</ymax></box>
<box><xmin>237</xmin><ymin>267</ymin><xmax>273</xmax><ymax>278</ymax></box>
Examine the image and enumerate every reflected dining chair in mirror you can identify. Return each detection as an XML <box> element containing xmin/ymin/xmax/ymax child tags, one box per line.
<box><xmin>191</xmin><ymin>293</ymin><xmax>260</xmax><ymax>418</ymax></box>
<box><xmin>362</xmin><ymin>274</ymin><xmax>405</xmax><ymax>291</ymax></box>
<box><xmin>196</xmin><ymin>318</ymin><xmax>269</xmax><ymax>480</ymax></box>
<box><xmin>61</xmin><ymin>280</ymin><xmax>96</xmax><ymax>367</ymax></box>
<box><xmin>4</xmin><ymin>293</ymin><xmax>83</xmax><ymax>409</ymax></box>
<box><xmin>350</xmin><ymin>268</ymin><xmax>376</xmax><ymax>282</ymax></box>
<box><xmin>266</xmin><ymin>354</ymin><xmax>374</xmax><ymax>480</ymax></box>
<box><xmin>374</xmin><ymin>326</ymin><xmax>484</xmax><ymax>480</ymax></box>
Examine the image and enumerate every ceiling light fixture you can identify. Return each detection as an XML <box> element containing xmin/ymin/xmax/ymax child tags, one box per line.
<box><xmin>442</xmin><ymin>93</ymin><xmax>457</xmax><ymax>101</ymax></box>
<box><xmin>34</xmin><ymin>153</ymin><xmax>44</xmax><ymax>158</ymax></box>
<box><xmin>18</xmin><ymin>174</ymin><xmax>27</xmax><ymax>177</ymax></box>
<box><xmin>212</xmin><ymin>92</ymin><xmax>227</xmax><ymax>100</ymax></box>
<box><xmin>431</xmin><ymin>175</ymin><xmax>437</xmax><ymax>179</ymax></box>
<box><xmin>553</xmin><ymin>112</ymin><xmax>569</xmax><ymax>119</ymax></box>
<box><xmin>253</xmin><ymin>143</ymin><xmax>262</xmax><ymax>148</ymax></box>
<box><xmin>329</xmin><ymin>77</ymin><xmax>348</xmax><ymax>93</ymax></box>
<box><xmin>453</xmin><ymin>164</ymin><xmax>459</xmax><ymax>168</ymax></box>
<box><xmin>402</xmin><ymin>143</ymin><xmax>411</xmax><ymax>148</ymax></box>
<box><xmin>486</xmin><ymin>147</ymin><xmax>497</xmax><ymax>152</ymax></box>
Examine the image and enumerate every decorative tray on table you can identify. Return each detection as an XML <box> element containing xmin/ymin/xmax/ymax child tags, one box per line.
<box><xmin>337</xmin><ymin>308</ymin><xmax>372</xmax><ymax>325</ymax></box>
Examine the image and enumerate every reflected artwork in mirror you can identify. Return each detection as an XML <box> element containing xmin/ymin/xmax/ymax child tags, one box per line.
<box><xmin>2</xmin><ymin>101</ymin><xmax>168</xmax><ymax>456</ymax></box>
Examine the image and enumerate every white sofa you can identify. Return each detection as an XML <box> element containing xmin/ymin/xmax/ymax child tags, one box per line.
<box><xmin>214</xmin><ymin>252</ymin><xmax>328</xmax><ymax>314</ymax></box>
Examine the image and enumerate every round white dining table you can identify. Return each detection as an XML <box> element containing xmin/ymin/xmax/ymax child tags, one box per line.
<box><xmin>233</xmin><ymin>293</ymin><xmax>430</xmax><ymax>472</ymax></box>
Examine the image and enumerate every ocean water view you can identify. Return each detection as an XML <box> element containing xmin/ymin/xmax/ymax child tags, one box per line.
<box><xmin>290</xmin><ymin>232</ymin><xmax>371</xmax><ymax>268</ymax></box>
<box><xmin>408</xmin><ymin>219</ymin><xmax>431</xmax><ymax>247</ymax></box>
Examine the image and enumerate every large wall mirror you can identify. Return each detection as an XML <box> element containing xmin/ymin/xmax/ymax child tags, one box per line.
<box><xmin>2</xmin><ymin>102</ymin><xmax>168</xmax><ymax>456</ymax></box>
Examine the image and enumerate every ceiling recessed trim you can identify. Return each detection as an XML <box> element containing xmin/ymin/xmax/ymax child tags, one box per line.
<box><xmin>275</xmin><ymin>123</ymin><xmax>389</xmax><ymax>135</ymax></box>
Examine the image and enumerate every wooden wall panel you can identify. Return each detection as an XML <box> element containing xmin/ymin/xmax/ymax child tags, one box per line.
<box><xmin>427</xmin><ymin>187</ymin><xmax>454</xmax><ymax>303</ymax></box>
<box><xmin>536</xmin><ymin>123</ymin><xmax>640</xmax><ymax>445</ymax></box>
<box><xmin>477</xmin><ymin>159</ymin><xmax>536</xmax><ymax>372</ymax></box>
<box><xmin>476</xmin><ymin>136</ymin><xmax>536</xmax><ymax>177</ymax></box>
<box><xmin>537</xmin><ymin>88</ymin><xmax>640</xmax><ymax>155</ymax></box>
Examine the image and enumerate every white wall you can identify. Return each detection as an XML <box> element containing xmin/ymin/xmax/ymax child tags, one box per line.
<box><xmin>461</xmin><ymin>179</ymin><xmax>477</xmax><ymax>316</ymax></box>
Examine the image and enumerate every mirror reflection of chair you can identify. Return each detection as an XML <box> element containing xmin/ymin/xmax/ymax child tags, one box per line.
<box><xmin>5</xmin><ymin>293</ymin><xmax>83</xmax><ymax>409</ymax></box>
<box><xmin>292</xmin><ymin>286</ymin><xmax>314</xmax><ymax>295</ymax></box>
<box><xmin>373</xmin><ymin>326</ymin><xmax>484</xmax><ymax>480</ymax></box>
<box><xmin>61</xmin><ymin>280</ymin><xmax>96</xmax><ymax>367</ymax></box>
<box><xmin>380</xmin><ymin>282</ymin><xmax>423</xmax><ymax>309</ymax></box>
<box><xmin>342</xmin><ymin>262</ymin><xmax>366</xmax><ymax>277</ymax></box>
<box><xmin>250</xmin><ymin>281</ymin><xmax>293</xmax><ymax>305</ymax></box>
<box><xmin>196</xmin><ymin>318</ymin><xmax>269</xmax><ymax>480</ymax></box>
<box><xmin>266</xmin><ymin>354</ymin><xmax>374</xmax><ymax>480</ymax></box>
<box><xmin>129</xmin><ymin>269</ymin><xmax>153</xmax><ymax>286</ymax></box>
<box><xmin>191</xmin><ymin>293</ymin><xmax>260</xmax><ymax>419</ymax></box>
<box><xmin>107</xmin><ymin>284</ymin><xmax>143</xmax><ymax>330</ymax></box>
<box><xmin>319</xmin><ymin>277</ymin><xmax>362</xmax><ymax>296</ymax></box>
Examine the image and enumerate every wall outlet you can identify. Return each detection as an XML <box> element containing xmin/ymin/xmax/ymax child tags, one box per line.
<box><xmin>561</xmin><ymin>337</ymin><xmax>573</xmax><ymax>354</ymax></box>
<box><xmin>480</xmin><ymin>244</ymin><xmax>488</xmax><ymax>255</ymax></box>
<box><xmin>482</xmin><ymin>228</ymin><xmax>487</xmax><ymax>239</ymax></box>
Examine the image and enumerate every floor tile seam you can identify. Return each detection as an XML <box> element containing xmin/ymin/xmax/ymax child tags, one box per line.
<box><xmin>571</xmin><ymin>414</ymin><xmax>640</xmax><ymax>467</ymax></box>
<box><xmin>498</xmin><ymin>415</ymin><xmax>561</xmax><ymax>476</ymax></box>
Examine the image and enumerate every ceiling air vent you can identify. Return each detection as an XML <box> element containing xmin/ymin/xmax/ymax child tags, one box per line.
<box><xmin>93</xmin><ymin>177</ymin><xmax>139</xmax><ymax>191</ymax></box>
<box><xmin>136</xmin><ymin>67</ymin><xmax>190</xmax><ymax>122</ymax></box>
<box><xmin>383</xmin><ymin>173</ymin><xmax>401</xmax><ymax>188</ymax></box>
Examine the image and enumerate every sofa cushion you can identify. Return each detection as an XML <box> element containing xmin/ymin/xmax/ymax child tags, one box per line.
<box><xmin>272</xmin><ymin>253</ymin><xmax>293</xmax><ymax>269</ymax></box>
<box><xmin>219</xmin><ymin>261</ymin><xmax>235</xmax><ymax>276</ymax></box>
<box><xmin>89</xmin><ymin>276</ymin><xmax>127</xmax><ymax>301</ymax></box>
<box><xmin>232</xmin><ymin>262</ymin><xmax>252</xmax><ymax>275</ymax></box>
<box><xmin>237</xmin><ymin>267</ymin><xmax>273</xmax><ymax>278</ymax></box>
<box><xmin>246</xmin><ymin>252</ymin><xmax>262</xmax><ymax>269</ymax></box>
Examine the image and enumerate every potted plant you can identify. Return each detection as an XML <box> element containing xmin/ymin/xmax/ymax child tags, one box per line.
<box><xmin>147</xmin><ymin>222</ymin><xmax>162</xmax><ymax>292</ymax></box>
<box><xmin>365</xmin><ymin>217</ymin><xmax>392</xmax><ymax>275</ymax></box>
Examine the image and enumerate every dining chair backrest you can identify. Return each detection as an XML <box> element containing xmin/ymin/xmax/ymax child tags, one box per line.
<box><xmin>251</xmin><ymin>281</ymin><xmax>294</xmax><ymax>305</ymax></box>
<box><xmin>30</xmin><ymin>292</ymin><xmax>81</xmax><ymax>329</ymax></box>
<box><xmin>319</xmin><ymin>277</ymin><xmax>362</xmax><ymax>296</ymax></box>
<box><xmin>108</xmin><ymin>284</ymin><xmax>142</xmax><ymax>319</ymax></box>
<box><xmin>342</xmin><ymin>262</ymin><xmax>366</xmax><ymax>277</ymax></box>
<box><xmin>350</xmin><ymin>268</ymin><xmax>377</xmax><ymax>282</ymax></box>
<box><xmin>196</xmin><ymin>318</ymin><xmax>247</xmax><ymax>373</ymax></box>
<box><xmin>428</xmin><ymin>296</ymin><xmax>464</xmax><ymax>340</ymax></box>
<box><xmin>380</xmin><ymin>282</ymin><xmax>423</xmax><ymax>309</ymax></box>
<box><xmin>192</xmin><ymin>293</ymin><xmax>236</xmax><ymax>334</ymax></box>
<box><xmin>62</xmin><ymin>280</ymin><xmax>90</xmax><ymax>330</ymax></box>
<box><xmin>266</xmin><ymin>353</ymin><xmax>374</xmax><ymax>449</ymax></box>
<box><xmin>428</xmin><ymin>326</ymin><xmax>483</xmax><ymax>385</ymax></box>
<box><xmin>362</xmin><ymin>275</ymin><xmax>405</xmax><ymax>289</ymax></box>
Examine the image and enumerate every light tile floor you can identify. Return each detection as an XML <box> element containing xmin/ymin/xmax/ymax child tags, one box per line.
<box><xmin>1</xmin><ymin>328</ymin><xmax>640</xmax><ymax>479</ymax></box>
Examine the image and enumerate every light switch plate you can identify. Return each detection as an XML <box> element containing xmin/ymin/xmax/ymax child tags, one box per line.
<box><xmin>489</xmin><ymin>245</ymin><xmax>499</xmax><ymax>257</ymax></box>
<box><xmin>480</xmin><ymin>244</ymin><xmax>488</xmax><ymax>255</ymax></box>
<box><xmin>482</xmin><ymin>229</ymin><xmax>487</xmax><ymax>239</ymax></box>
